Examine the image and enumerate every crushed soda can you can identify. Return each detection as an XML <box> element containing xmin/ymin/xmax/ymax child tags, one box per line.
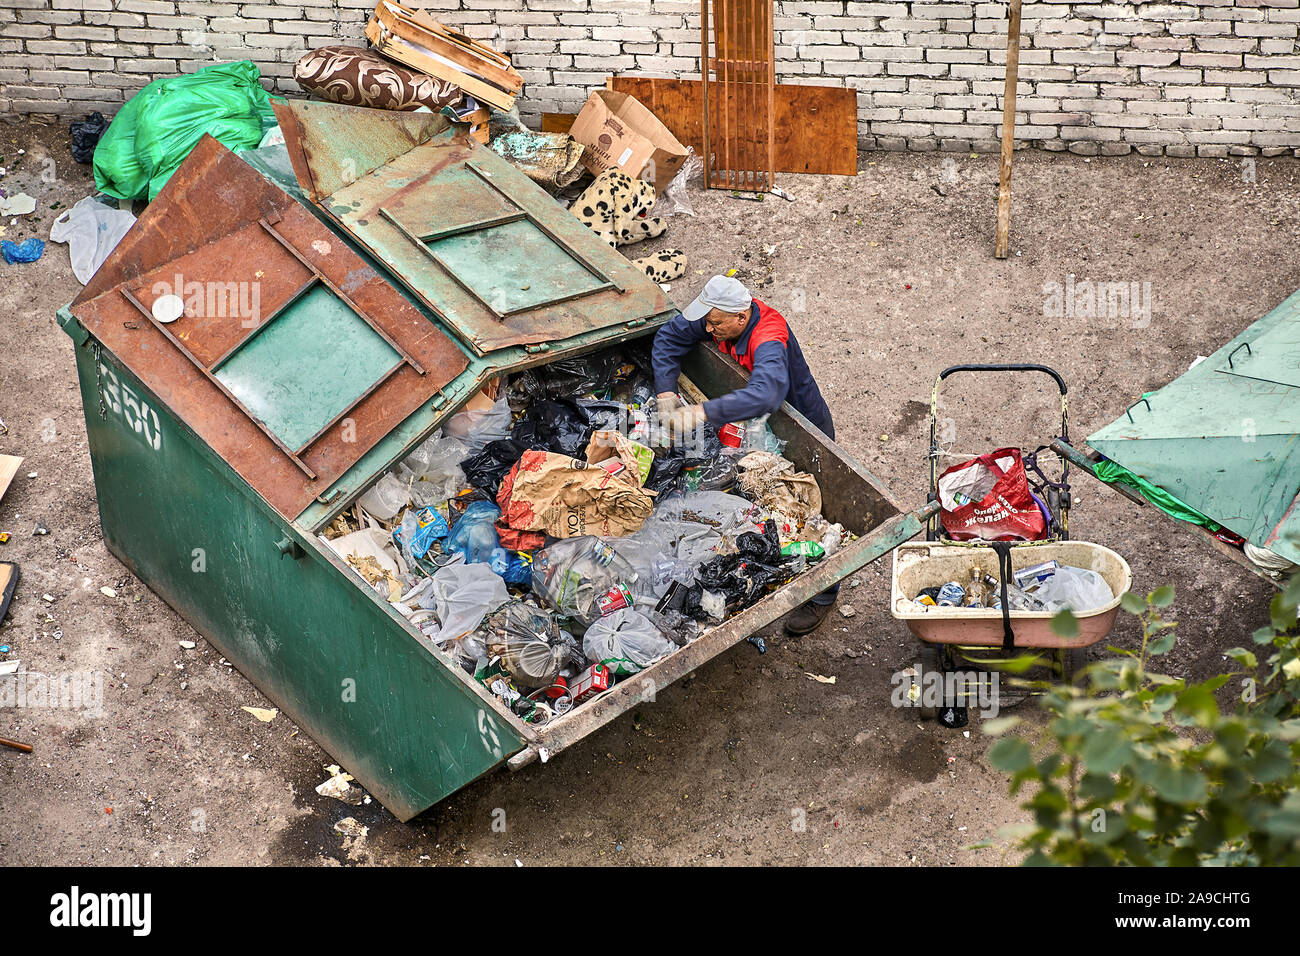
<box><xmin>596</xmin><ymin>582</ymin><xmax>634</xmax><ymax>616</ymax></box>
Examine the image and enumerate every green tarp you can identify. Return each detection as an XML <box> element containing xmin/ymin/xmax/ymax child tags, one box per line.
<box><xmin>1089</xmin><ymin>289</ymin><xmax>1300</xmax><ymax>565</ymax></box>
<box><xmin>93</xmin><ymin>60</ymin><xmax>277</xmax><ymax>202</ymax></box>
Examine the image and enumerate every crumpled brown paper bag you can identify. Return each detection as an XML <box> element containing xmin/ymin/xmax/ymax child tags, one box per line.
<box><xmin>499</xmin><ymin>449</ymin><xmax>655</xmax><ymax>539</ymax></box>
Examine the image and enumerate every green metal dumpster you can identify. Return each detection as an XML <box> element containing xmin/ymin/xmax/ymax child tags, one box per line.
<box><xmin>58</xmin><ymin>101</ymin><xmax>930</xmax><ymax>821</ymax></box>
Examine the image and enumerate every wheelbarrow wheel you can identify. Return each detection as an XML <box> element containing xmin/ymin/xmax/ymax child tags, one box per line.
<box><xmin>921</xmin><ymin>643</ymin><xmax>969</xmax><ymax>729</ymax></box>
<box><xmin>1059</xmin><ymin>645</ymin><xmax>1089</xmax><ymax>686</ymax></box>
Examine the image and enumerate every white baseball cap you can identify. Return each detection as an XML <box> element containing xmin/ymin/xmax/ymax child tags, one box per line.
<box><xmin>681</xmin><ymin>274</ymin><xmax>752</xmax><ymax>322</ymax></box>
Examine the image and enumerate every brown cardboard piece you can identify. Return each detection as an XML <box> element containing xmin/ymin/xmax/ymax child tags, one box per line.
<box><xmin>568</xmin><ymin>89</ymin><xmax>689</xmax><ymax>193</ymax></box>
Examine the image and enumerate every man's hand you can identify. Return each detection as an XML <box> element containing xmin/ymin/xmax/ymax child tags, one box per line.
<box><xmin>664</xmin><ymin>404</ymin><xmax>706</xmax><ymax>437</ymax></box>
<box><xmin>655</xmin><ymin>391</ymin><xmax>682</xmax><ymax>415</ymax></box>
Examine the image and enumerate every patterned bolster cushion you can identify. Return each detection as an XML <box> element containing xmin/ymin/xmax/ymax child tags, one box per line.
<box><xmin>294</xmin><ymin>45</ymin><xmax>465</xmax><ymax>113</ymax></box>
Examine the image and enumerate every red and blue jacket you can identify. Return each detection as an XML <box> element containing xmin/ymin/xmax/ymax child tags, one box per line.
<box><xmin>652</xmin><ymin>299</ymin><xmax>834</xmax><ymax>438</ymax></box>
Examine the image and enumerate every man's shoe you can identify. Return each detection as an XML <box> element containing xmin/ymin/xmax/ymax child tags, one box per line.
<box><xmin>784</xmin><ymin>599</ymin><xmax>837</xmax><ymax>636</ymax></box>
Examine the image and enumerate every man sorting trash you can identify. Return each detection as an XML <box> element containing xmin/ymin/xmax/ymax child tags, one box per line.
<box><xmin>650</xmin><ymin>274</ymin><xmax>839</xmax><ymax>635</ymax></box>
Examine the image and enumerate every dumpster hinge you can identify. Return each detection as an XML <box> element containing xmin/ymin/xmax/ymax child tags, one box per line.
<box><xmin>430</xmin><ymin>385</ymin><xmax>461</xmax><ymax>411</ymax></box>
<box><xmin>524</xmin><ymin>343</ymin><xmax>551</xmax><ymax>355</ymax></box>
<box><xmin>274</xmin><ymin>536</ymin><xmax>305</xmax><ymax>560</ymax></box>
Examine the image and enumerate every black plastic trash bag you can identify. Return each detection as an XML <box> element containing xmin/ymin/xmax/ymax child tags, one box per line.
<box><xmin>461</xmin><ymin>438</ymin><xmax>534</xmax><ymax>497</ymax></box>
<box><xmin>70</xmin><ymin>112</ymin><xmax>108</xmax><ymax>164</ymax></box>
<box><xmin>684</xmin><ymin>520</ymin><xmax>794</xmax><ymax>619</ymax></box>
<box><xmin>510</xmin><ymin>398</ymin><xmax>628</xmax><ymax>458</ymax></box>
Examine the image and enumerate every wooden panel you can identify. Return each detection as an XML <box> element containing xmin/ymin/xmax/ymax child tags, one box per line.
<box><xmin>605</xmin><ymin>77</ymin><xmax>858</xmax><ymax>177</ymax></box>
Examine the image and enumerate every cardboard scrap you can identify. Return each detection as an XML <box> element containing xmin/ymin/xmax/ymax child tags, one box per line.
<box><xmin>569</xmin><ymin>89</ymin><xmax>689</xmax><ymax>193</ymax></box>
<box><xmin>0</xmin><ymin>455</ymin><xmax>21</xmax><ymax>504</ymax></box>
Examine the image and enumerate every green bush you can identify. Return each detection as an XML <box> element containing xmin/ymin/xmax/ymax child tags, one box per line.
<box><xmin>982</xmin><ymin>572</ymin><xmax>1300</xmax><ymax>866</ymax></box>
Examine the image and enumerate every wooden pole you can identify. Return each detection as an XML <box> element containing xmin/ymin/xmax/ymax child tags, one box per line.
<box><xmin>994</xmin><ymin>0</ymin><xmax>1022</xmax><ymax>259</ymax></box>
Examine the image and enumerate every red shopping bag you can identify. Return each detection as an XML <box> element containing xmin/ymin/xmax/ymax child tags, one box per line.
<box><xmin>937</xmin><ymin>447</ymin><xmax>1048</xmax><ymax>542</ymax></box>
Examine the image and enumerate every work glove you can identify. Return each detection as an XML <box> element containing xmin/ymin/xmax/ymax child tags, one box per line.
<box><xmin>663</xmin><ymin>405</ymin><xmax>707</xmax><ymax>445</ymax></box>
<box><xmin>655</xmin><ymin>391</ymin><xmax>682</xmax><ymax>415</ymax></box>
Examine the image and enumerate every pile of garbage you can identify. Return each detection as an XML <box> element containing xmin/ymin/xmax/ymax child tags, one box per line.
<box><xmin>321</xmin><ymin>341</ymin><xmax>848</xmax><ymax>725</ymax></box>
<box><xmin>912</xmin><ymin>560</ymin><xmax>1113</xmax><ymax>613</ymax></box>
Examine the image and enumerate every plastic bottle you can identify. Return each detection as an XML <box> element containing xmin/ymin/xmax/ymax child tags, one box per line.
<box><xmin>531</xmin><ymin>537</ymin><xmax>641</xmax><ymax>628</ymax></box>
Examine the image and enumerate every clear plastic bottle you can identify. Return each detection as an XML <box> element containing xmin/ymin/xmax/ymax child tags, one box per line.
<box><xmin>530</xmin><ymin>537</ymin><xmax>641</xmax><ymax>628</ymax></box>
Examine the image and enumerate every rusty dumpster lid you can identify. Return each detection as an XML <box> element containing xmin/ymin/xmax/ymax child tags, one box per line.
<box><xmin>68</xmin><ymin>134</ymin><xmax>470</xmax><ymax>522</ymax></box>
<box><xmin>272</xmin><ymin>99</ymin><xmax>670</xmax><ymax>357</ymax></box>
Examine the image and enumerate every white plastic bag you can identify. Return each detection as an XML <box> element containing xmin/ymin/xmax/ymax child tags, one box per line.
<box><xmin>49</xmin><ymin>196</ymin><xmax>136</xmax><ymax>285</ymax></box>
<box><xmin>427</xmin><ymin>561</ymin><xmax>510</xmax><ymax>646</ymax></box>
<box><xmin>1031</xmin><ymin>566</ymin><xmax>1113</xmax><ymax>613</ymax></box>
<box><xmin>445</xmin><ymin>391</ymin><xmax>512</xmax><ymax>454</ymax></box>
<box><xmin>357</xmin><ymin>473</ymin><xmax>410</xmax><ymax>521</ymax></box>
<box><xmin>582</xmin><ymin>608</ymin><xmax>677</xmax><ymax>676</ymax></box>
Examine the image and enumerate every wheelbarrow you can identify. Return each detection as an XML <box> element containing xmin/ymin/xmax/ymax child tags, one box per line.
<box><xmin>889</xmin><ymin>364</ymin><xmax>1133</xmax><ymax>726</ymax></box>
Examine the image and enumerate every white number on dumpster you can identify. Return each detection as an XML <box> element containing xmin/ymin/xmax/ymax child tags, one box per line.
<box><xmin>99</xmin><ymin>362</ymin><xmax>162</xmax><ymax>451</ymax></box>
<box><xmin>477</xmin><ymin>708</ymin><xmax>502</xmax><ymax>759</ymax></box>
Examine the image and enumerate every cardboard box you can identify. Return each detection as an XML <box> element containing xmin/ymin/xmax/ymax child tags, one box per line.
<box><xmin>569</xmin><ymin>89</ymin><xmax>689</xmax><ymax>193</ymax></box>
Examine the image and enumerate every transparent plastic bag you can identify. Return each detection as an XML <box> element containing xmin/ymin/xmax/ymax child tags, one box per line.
<box><xmin>530</xmin><ymin>536</ymin><xmax>640</xmax><ymax>628</ymax></box>
<box><xmin>426</xmin><ymin>561</ymin><xmax>510</xmax><ymax>646</ymax></box>
<box><xmin>1030</xmin><ymin>566</ymin><xmax>1113</xmax><ymax>613</ymax></box>
<box><xmin>445</xmin><ymin>392</ymin><xmax>512</xmax><ymax>454</ymax></box>
<box><xmin>652</xmin><ymin>491</ymin><xmax>764</xmax><ymax>536</ymax></box>
<box><xmin>357</xmin><ymin>473</ymin><xmax>411</xmax><ymax>521</ymax></box>
<box><xmin>582</xmin><ymin>608</ymin><xmax>678</xmax><ymax>676</ymax></box>
<box><xmin>650</xmin><ymin>147</ymin><xmax>702</xmax><ymax>218</ymax></box>
<box><xmin>480</xmin><ymin>601</ymin><xmax>566</xmax><ymax>690</ymax></box>
<box><xmin>401</xmin><ymin>432</ymin><xmax>467</xmax><ymax>505</ymax></box>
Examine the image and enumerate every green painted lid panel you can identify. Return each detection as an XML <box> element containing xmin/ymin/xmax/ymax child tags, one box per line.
<box><xmin>1216</xmin><ymin>314</ymin><xmax>1300</xmax><ymax>390</ymax></box>
<box><xmin>428</xmin><ymin>218</ymin><xmax>608</xmax><ymax>315</ymax></box>
<box><xmin>274</xmin><ymin>99</ymin><xmax>673</xmax><ymax>357</ymax></box>
<box><xmin>214</xmin><ymin>285</ymin><xmax>402</xmax><ymax>451</ymax></box>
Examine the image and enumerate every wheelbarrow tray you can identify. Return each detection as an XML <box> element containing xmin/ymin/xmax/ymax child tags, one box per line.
<box><xmin>889</xmin><ymin>540</ymin><xmax>1131</xmax><ymax>649</ymax></box>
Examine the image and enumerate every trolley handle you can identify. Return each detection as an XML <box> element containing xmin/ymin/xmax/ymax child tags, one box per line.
<box><xmin>938</xmin><ymin>363</ymin><xmax>1068</xmax><ymax>395</ymax></box>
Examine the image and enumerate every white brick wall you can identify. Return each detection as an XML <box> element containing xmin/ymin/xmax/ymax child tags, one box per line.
<box><xmin>2</xmin><ymin>0</ymin><xmax>1298</xmax><ymax>156</ymax></box>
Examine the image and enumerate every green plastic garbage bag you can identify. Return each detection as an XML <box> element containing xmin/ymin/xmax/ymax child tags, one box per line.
<box><xmin>93</xmin><ymin>61</ymin><xmax>277</xmax><ymax>202</ymax></box>
<box><xmin>1092</xmin><ymin>458</ymin><xmax>1221</xmax><ymax>531</ymax></box>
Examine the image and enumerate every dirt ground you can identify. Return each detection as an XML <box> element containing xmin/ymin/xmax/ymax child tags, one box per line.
<box><xmin>0</xmin><ymin>117</ymin><xmax>1293</xmax><ymax>866</ymax></box>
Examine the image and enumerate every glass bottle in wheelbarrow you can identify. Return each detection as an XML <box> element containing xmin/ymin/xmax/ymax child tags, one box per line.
<box><xmin>896</xmin><ymin>364</ymin><xmax>1132</xmax><ymax>729</ymax></box>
